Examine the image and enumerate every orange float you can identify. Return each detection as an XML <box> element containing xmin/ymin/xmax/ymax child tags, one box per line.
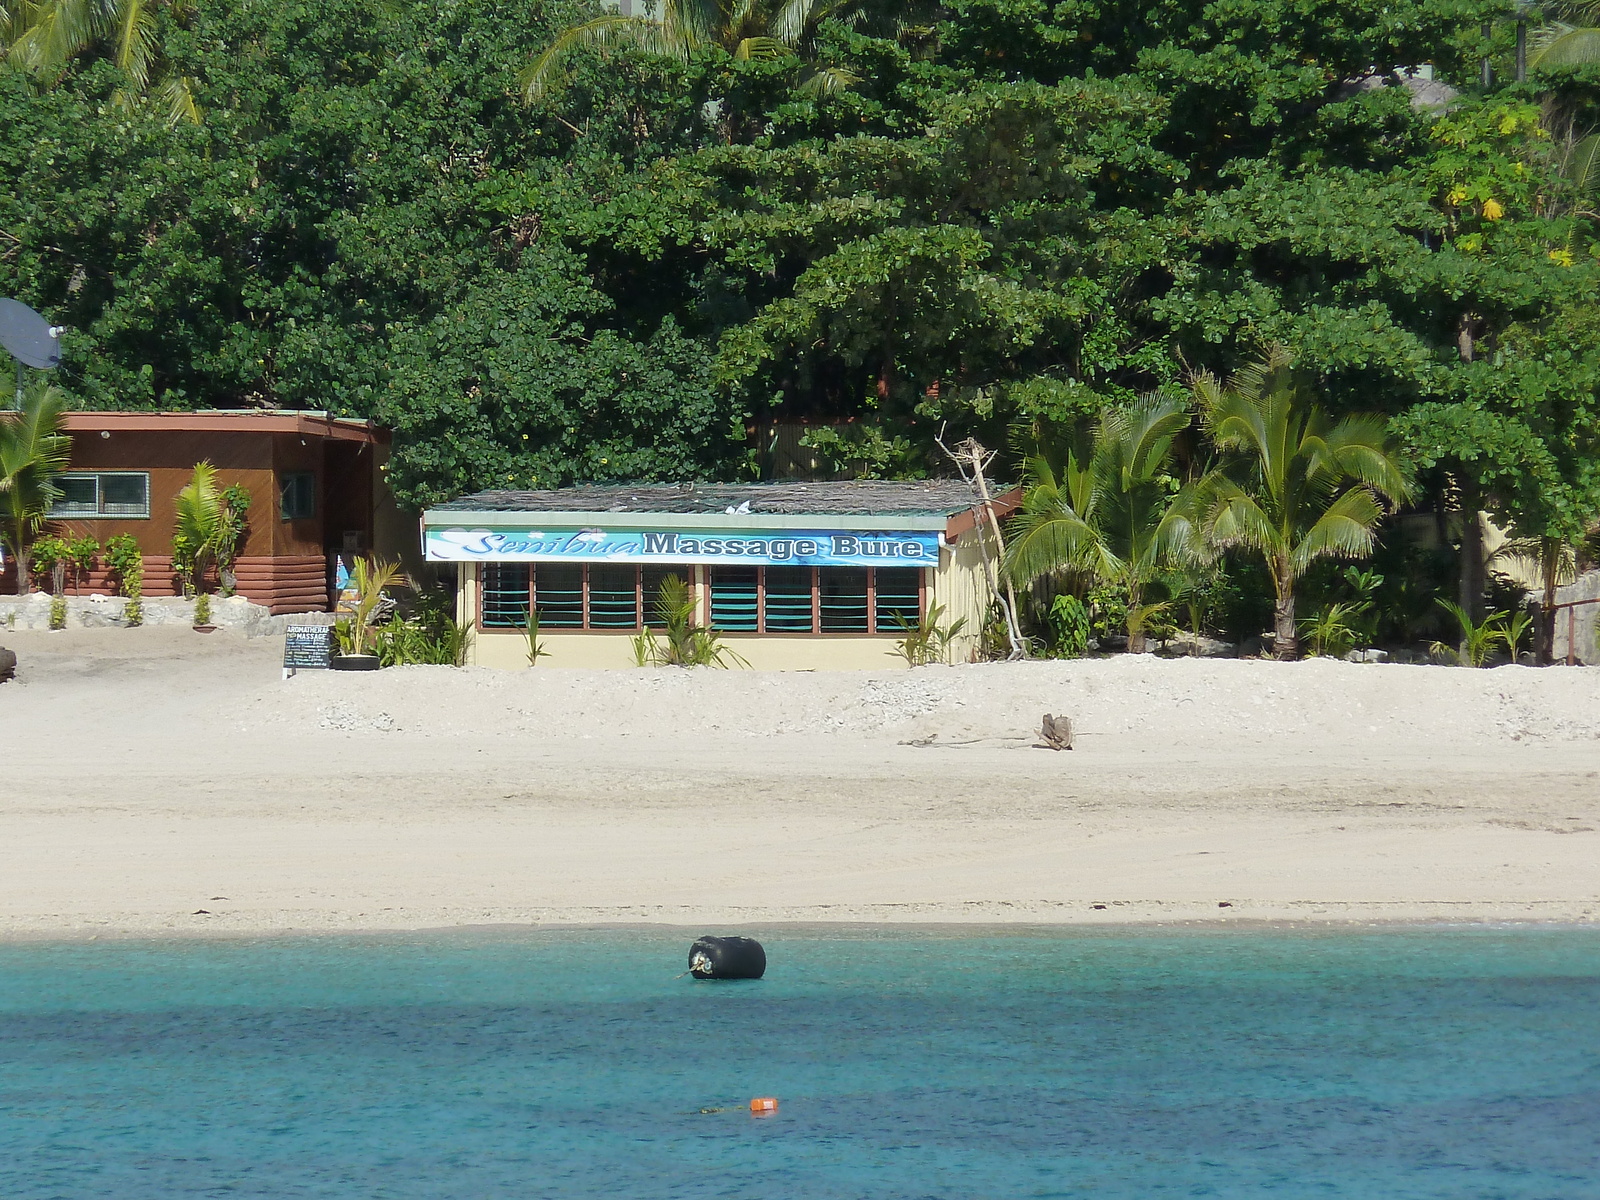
<box><xmin>749</xmin><ymin>1097</ymin><xmax>778</xmax><ymax>1114</ymax></box>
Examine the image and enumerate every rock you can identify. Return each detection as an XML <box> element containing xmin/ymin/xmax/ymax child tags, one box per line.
<box><xmin>0</xmin><ymin>645</ymin><xmax>15</xmax><ymax>682</ymax></box>
<box><xmin>1344</xmin><ymin>648</ymin><xmax>1388</xmax><ymax>663</ymax></box>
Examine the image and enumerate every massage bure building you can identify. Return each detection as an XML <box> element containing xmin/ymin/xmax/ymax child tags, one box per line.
<box><xmin>423</xmin><ymin>480</ymin><xmax>1020</xmax><ymax>669</ymax></box>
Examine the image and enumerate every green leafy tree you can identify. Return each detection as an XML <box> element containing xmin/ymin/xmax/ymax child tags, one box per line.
<box><xmin>1192</xmin><ymin>347</ymin><xmax>1413</xmax><ymax>660</ymax></box>
<box><xmin>1004</xmin><ymin>395</ymin><xmax>1199</xmax><ymax>653</ymax></box>
<box><xmin>0</xmin><ymin>386</ymin><xmax>71</xmax><ymax>595</ymax></box>
<box><xmin>378</xmin><ymin>252</ymin><xmax>743</xmax><ymax>508</ymax></box>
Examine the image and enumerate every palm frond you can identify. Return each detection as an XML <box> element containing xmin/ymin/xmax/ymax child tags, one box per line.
<box><xmin>796</xmin><ymin>64</ymin><xmax>858</xmax><ymax>95</ymax></box>
<box><xmin>114</xmin><ymin>0</ymin><xmax>157</xmax><ymax>90</ymax></box>
<box><xmin>1152</xmin><ymin>481</ymin><xmax>1211</xmax><ymax>567</ymax></box>
<box><xmin>734</xmin><ymin>34</ymin><xmax>791</xmax><ymax>60</ymax></box>
<box><xmin>1289</xmin><ymin>486</ymin><xmax>1383</xmax><ymax>573</ymax></box>
<box><xmin>1199</xmin><ymin>477</ymin><xmax>1282</xmax><ymax>557</ymax></box>
<box><xmin>1491</xmin><ymin>533</ymin><xmax>1577</xmax><ymax>594</ymax></box>
<box><xmin>664</xmin><ymin>0</ymin><xmax>725</xmax><ymax>53</ymax></box>
<box><xmin>1116</xmin><ymin>392</ymin><xmax>1191</xmax><ymax>482</ymax></box>
<box><xmin>1003</xmin><ymin>456</ymin><xmax>1099</xmax><ymax>587</ymax></box>
<box><xmin>154</xmin><ymin>72</ymin><xmax>199</xmax><ymax>125</ymax></box>
<box><xmin>771</xmin><ymin>0</ymin><xmax>823</xmax><ymax>44</ymax></box>
<box><xmin>174</xmin><ymin>460</ymin><xmax>222</xmax><ymax>547</ymax></box>
<box><xmin>0</xmin><ymin>386</ymin><xmax>72</xmax><ymax>551</ymax></box>
<box><xmin>518</xmin><ymin>14</ymin><xmax>649</xmax><ymax>105</ymax></box>
<box><xmin>1303</xmin><ymin>413</ymin><xmax>1412</xmax><ymax>504</ymax></box>
<box><xmin>1561</xmin><ymin>133</ymin><xmax>1600</xmax><ymax>198</ymax></box>
<box><xmin>1531</xmin><ymin>21</ymin><xmax>1600</xmax><ymax>70</ymax></box>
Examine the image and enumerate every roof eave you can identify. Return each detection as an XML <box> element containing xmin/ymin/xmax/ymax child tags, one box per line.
<box><xmin>420</xmin><ymin>509</ymin><xmax>956</xmax><ymax>532</ymax></box>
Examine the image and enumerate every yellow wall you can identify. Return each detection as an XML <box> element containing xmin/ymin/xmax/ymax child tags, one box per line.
<box><xmin>930</xmin><ymin>528</ymin><xmax>997</xmax><ymax>663</ymax></box>
<box><xmin>456</xmin><ymin>549</ymin><xmax>994</xmax><ymax>671</ymax></box>
<box><xmin>470</xmin><ymin>629</ymin><xmax>909</xmax><ymax>670</ymax></box>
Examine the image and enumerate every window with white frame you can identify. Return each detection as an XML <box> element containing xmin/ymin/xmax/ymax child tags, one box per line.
<box><xmin>50</xmin><ymin>473</ymin><xmax>151</xmax><ymax>518</ymax></box>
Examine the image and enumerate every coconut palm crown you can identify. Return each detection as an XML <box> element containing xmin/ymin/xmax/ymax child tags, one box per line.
<box><xmin>1191</xmin><ymin>345</ymin><xmax>1413</xmax><ymax>659</ymax></box>
<box><xmin>0</xmin><ymin>385</ymin><xmax>72</xmax><ymax>595</ymax></box>
<box><xmin>1004</xmin><ymin>394</ymin><xmax>1201</xmax><ymax>653</ymax></box>
<box><xmin>4</xmin><ymin>0</ymin><xmax>199</xmax><ymax>125</ymax></box>
<box><xmin>518</xmin><ymin>0</ymin><xmax>862</xmax><ymax>105</ymax></box>
<box><xmin>1531</xmin><ymin>1</ymin><xmax>1600</xmax><ymax>70</ymax></box>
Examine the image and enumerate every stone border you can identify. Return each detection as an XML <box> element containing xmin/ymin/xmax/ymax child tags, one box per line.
<box><xmin>0</xmin><ymin>594</ymin><xmax>336</xmax><ymax>637</ymax></box>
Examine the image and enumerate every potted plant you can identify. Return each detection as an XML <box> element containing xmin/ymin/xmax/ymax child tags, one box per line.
<box><xmin>334</xmin><ymin>556</ymin><xmax>401</xmax><ymax>670</ymax></box>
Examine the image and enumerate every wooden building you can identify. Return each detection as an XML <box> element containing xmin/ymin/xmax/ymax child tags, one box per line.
<box><xmin>2</xmin><ymin>411</ymin><xmax>401</xmax><ymax>613</ymax></box>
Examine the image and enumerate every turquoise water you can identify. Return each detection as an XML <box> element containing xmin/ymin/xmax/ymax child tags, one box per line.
<box><xmin>2</xmin><ymin>927</ymin><xmax>1598</xmax><ymax>1198</ymax></box>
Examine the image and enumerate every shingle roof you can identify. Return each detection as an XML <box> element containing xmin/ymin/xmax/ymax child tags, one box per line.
<box><xmin>432</xmin><ymin>480</ymin><xmax>1000</xmax><ymax>518</ymax></box>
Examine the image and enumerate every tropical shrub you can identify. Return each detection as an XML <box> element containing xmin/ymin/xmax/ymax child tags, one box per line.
<box><xmin>104</xmin><ymin>534</ymin><xmax>144</xmax><ymax>625</ymax></box>
<box><xmin>172</xmin><ymin>462</ymin><xmax>247</xmax><ymax>597</ymax></box>
<box><xmin>372</xmin><ymin>614</ymin><xmax>474</xmax><ymax>666</ymax></box>
<box><xmin>1299</xmin><ymin>602</ymin><xmax>1363</xmax><ymax>658</ymax></box>
<box><xmin>30</xmin><ymin>534</ymin><xmax>69</xmax><ymax>596</ymax></box>
<box><xmin>1045</xmin><ymin>593</ymin><xmax>1091</xmax><ymax>659</ymax></box>
<box><xmin>65</xmin><ymin>537</ymin><xmax>98</xmax><ymax>593</ymax></box>
<box><xmin>523</xmin><ymin>608</ymin><xmax>550</xmax><ymax>666</ymax></box>
<box><xmin>892</xmin><ymin>600</ymin><xmax>968</xmax><ymax>666</ymax></box>
<box><xmin>631</xmin><ymin>575</ymin><xmax>747</xmax><ymax>668</ymax></box>
<box><xmin>345</xmin><ymin>557</ymin><xmax>402</xmax><ymax>657</ymax></box>
<box><xmin>1432</xmin><ymin>600</ymin><xmax>1507</xmax><ymax>667</ymax></box>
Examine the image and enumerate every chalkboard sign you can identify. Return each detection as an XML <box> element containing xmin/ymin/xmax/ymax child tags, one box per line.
<box><xmin>283</xmin><ymin>624</ymin><xmax>335</xmax><ymax>675</ymax></box>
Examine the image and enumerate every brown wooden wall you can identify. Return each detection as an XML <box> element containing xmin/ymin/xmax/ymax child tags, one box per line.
<box><xmin>56</xmin><ymin>430</ymin><xmax>281</xmax><ymax>559</ymax></box>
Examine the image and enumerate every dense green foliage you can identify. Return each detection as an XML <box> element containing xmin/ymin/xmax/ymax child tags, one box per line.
<box><xmin>3</xmin><ymin>0</ymin><xmax>1597</xmax><ymax>586</ymax></box>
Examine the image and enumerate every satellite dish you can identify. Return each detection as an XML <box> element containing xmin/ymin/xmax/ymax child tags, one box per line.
<box><xmin>0</xmin><ymin>298</ymin><xmax>65</xmax><ymax>369</ymax></box>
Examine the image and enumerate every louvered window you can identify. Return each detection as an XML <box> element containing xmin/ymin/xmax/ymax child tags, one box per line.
<box><xmin>708</xmin><ymin>567</ymin><xmax>923</xmax><ymax>634</ymax></box>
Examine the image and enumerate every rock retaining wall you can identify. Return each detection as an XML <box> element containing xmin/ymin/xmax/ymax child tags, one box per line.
<box><xmin>0</xmin><ymin>594</ymin><xmax>336</xmax><ymax>638</ymax></box>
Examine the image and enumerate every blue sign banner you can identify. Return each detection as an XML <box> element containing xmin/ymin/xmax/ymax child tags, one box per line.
<box><xmin>425</xmin><ymin>527</ymin><xmax>941</xmax><ymax>567</ymax></box>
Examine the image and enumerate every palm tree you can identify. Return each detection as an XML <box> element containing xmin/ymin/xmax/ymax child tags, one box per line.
<box><xmin>1491</xmin><ymin>529</ymin><xmax>1598</xmax><ymax>662</ymax></box>
<box><xmin>1004</xmin><ymin>395</ymin><xmax>1200</xmax><ymax>653</ymax></box>
<box><xmin>1190</xmin><ymin>346</ymin><xmax>1413</xmax><ymax>660</ymax></box>
<box><xmin>347</xmin><ymin>556</ymin><xmax>402</xmax><ymax>657</ymax></box>
<box><xmin>4</xmin><ymin>0</ymin><xmax>199</xmax><ymax>125</ymax></box>
<box><xmin>171</xmin><ymin>461</ymin><xmax>225</xmax><ymax>596</ymax></box>
<box><xmin>518</xmin><ymin>0</ymin><xmax>862</xmax><ymax>106</ymax></box>
<box><xmin>0</xmin><ymin>386</ymin><xmax>71</xmax><ymax>595</ymax></box>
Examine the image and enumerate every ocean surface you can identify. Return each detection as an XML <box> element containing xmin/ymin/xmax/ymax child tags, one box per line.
<box><xmin>1</xmin><ymin>926</ymin><xmax>1597</xmax><ymax>1199</ymax></box>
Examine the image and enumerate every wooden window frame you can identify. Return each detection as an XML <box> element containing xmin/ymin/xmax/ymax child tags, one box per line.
<box><xmin>478</xmin><ymin>563</ymin><xmax>700</xmax><ymax>632</ymax></box>
<box><xmin>710</xmin><ymin>566</ymin><xmax>925</xmax><ymax>636</ymax></box>
<box><xmin>479</xmin><ymin>563</ymin><xmax>925</xmax><ymax>635</ymax></box>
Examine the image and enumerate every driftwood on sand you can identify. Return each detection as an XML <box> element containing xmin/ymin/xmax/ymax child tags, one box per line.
<box><xmin>1036</xmin><ymin>713</ymin><xmax>1073</xmax><ymax>751</ymax></box>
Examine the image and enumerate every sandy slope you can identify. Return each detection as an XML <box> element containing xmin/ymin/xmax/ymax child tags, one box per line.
<box><xmin>1</xmin><ymin>626</ymin><xmax>1597</xmax><ymax>937</ymax></box>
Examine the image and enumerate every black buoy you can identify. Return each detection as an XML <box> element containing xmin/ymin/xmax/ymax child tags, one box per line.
<box><xmin>688</xmin><ymin>935</ymin><xmax>766</xmax><ymax>980</ymax></box>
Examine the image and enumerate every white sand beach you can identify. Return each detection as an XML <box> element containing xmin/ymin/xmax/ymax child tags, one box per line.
<box><xmin>0</xmin><ymin>627</ymin><xmax>1597</xmax><ymax>937</ymax></box>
